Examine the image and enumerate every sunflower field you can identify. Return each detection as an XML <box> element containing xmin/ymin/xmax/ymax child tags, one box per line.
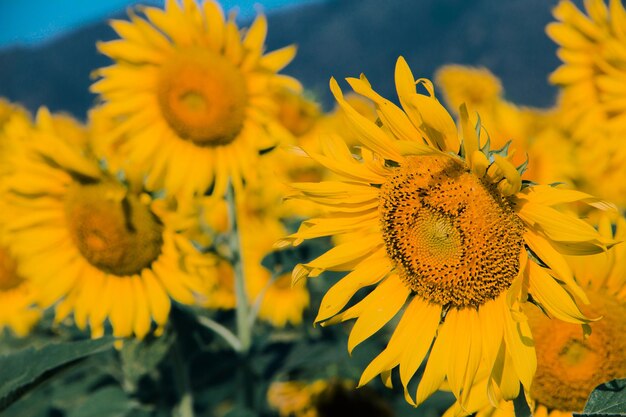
<box><xmin>0</xmin><ymin>0</ymin><xmax>625</xmax><ymax>416</ymax></box>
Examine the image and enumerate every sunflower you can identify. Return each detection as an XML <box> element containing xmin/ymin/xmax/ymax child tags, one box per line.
<box><xmin>0</xmin><ymin>234</ymin><xmax>40</xmax><ymax>336</ymax></box>
<box><xmin>575</xmin><ymin>129</ymin><xmax>626</xmax><ymax>209</ymax></box>
<box><xmin>522</xmin><ymin>127</ymin><xmax>578</xmax><ymax>186</ymax></box>
<box><xmin>547</xmin><ymin>0</ymin><xmax>626</xmax><ymax>140</ymax></box>
<box><xmin>91</xmin><ymin>0</ymin><xmax>299</xmax><ymax>197</ymax></box>
<box><xmin>1</xmin><ymin>108</ymin><xmax>206</xmax><ymax>339</ymax></box>
<box><xmin>187</xmin><ymin>196</ymin><xmax>310</xmax><ymax>326</ymax></box>
<box><xmin>267</xmin><ymin>379</ymin><xmax>393</xmax><ymax>417</ymax></box>
<box><xmin>242</xmin><ymin>216</ymin><xmax>309</xmax><ymax>327</ymax></box>
<box><xmin>274</xmin><ymin>88</ymin><xmax>322</xmax><ymax>138</ymax></box>
<box><xmin>447</xmin><ymin>215</ymin><xmax>626</xmax><ymax>417</ymax></box>
<box><xmin>281</xmin><ymin>57</ymin><xmax>613</xmax><ymax>410</ymax></box>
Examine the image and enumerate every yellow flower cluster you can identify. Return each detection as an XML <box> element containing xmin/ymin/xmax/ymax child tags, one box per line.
<box><xmin>0</xmin><ymin>0</ymin><xmax>319</xmax><ymax>339</ymax></box>
<box><xmin>1</xmin><ymin>1</ymin><xmax>625</xmax><ymax>416</ymax></box>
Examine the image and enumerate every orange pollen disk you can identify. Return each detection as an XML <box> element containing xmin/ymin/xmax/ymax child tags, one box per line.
<box><xmin>528</xmin><ymin>291</ymin><xmax>626</xmax><ymax>412</ymax></box>
<box><xmin>379</xmin><ymin>155</ymin><xmax>524</xmax><ymax>308</ymax></box>
<box><xmin>0</xmin><ymin>245</ymin><xmax>24</xmax><ymax>291</ymax></box>
<box><xmin>156</xmin><ymin>47</ymin><xmax>248</xmax><ymax>147</ymax></box>
<box><xmin>64</xmin><ymin>181</ymin><xmax>164</xmax><ymax>277</ymax></box>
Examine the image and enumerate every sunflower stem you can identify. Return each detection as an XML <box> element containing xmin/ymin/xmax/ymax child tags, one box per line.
<box><xmin>196</xmin><ymin>315</ymin><xmax>242</xmax><ymax>352</ymax></box>
<box><xmin>172</xmin><ymin>339</ymin><xmax>195</xmax><ymax>417</ymax></box>
<box><xmin>225</xmin><ymin>181</ymin><xmax>252</xmax><ymax>354</ymax></box>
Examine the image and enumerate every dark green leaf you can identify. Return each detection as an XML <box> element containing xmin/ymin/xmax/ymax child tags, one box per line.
<box><xmin>0</xmin><ymin>338</ymin><xmax>114</xmax><ymax>411</ymax></box>
<box><xmin>120</xmin><ymin>333</ymin><xmax>174</xmax><ymax>392</ymax></box>
<box><xmin>223</xmin><ymin>406</ymin><xmax>257</xmax><ymax>417</ymax></box>
<box><xmin>66</xmin><ymin>386</ymin><xmax>139</xmax><ymax>417</ymax></box>
<box><xmin>575</xmin><ymin>379</ymin><xmax>626</xmax><ymax>417</ymax></box>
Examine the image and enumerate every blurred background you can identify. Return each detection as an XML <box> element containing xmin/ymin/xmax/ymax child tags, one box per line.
<box><xmin>0</xmin><ymin>0</ymin><xmax>561</xmax><ymax>120</ymax></box>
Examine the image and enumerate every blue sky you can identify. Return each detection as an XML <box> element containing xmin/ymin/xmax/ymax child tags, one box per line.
<box><xmin>0</xmin><ymin>0</ymin><xmax>313</xmax><ymax>48</ymax></box>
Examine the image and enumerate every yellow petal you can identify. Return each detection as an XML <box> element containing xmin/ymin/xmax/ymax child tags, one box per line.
<box><xmin>398</xmin><ymin>298</ymin><xmax>441</xmax><ymax>405</ymax></box>
<box><xmin>306</xmin><ymin>235</ymin><xmax>383</xmax><ymax>273</ymax></box>
<box><xmin>346</xmin><ymin>75</ymin><xmax>420</xmax><ymax>143</ymax></box>
<box><xmin>460</xmin><ymin>104</ymin><xmax>479</xmax><ymax>164</ymax></box>
<box><xmin>142</xmin><ymin>269</ymin><xmax>171</xmax><ymax>327</ymax></box>
<box><xmin>243</xmin><ymin>14</ymin><xmax>267</xmax><ymax>52</ymax></box>
<box><xmin>515</xmin><ymin>201</ymin><xmax>607</xmax><ymax>244</ymax></box>
<box><xmin>347</xmin><ymin>274</ymin><xmax>410</xmax><ymax>353</ymax></box>
<box><xmin>516</xmin><ymin>185</ymin><xmax>615</xmax><ymax>210</ymax></box>
<box><xmin>492</xmin><ymin>155</ymin><xmax>521</xmax><ymax>196</ymax></box>
<box><xmin>315</xmin><ymin>255</ymin><xmax>392</xmax><ymax>323</ymax></box>
<box><xmin>501</xmin><ymin>299</ymin><xmax>535</xmax><ymax>390</ymax></box>
<box><xmin>527</xmin><ymin>261</ymin><xmax>591</xmax><ymax>324</ymax></box>
<box><xmin>259</xmin><ymin>45</ymin><xmax>297</xmax><ymax>72</ymax></box>
<box><xmin>132</xmin><ymin>277</ymin><xmax>153</xmax><ymax>339</ymax></box>
<box><xmin>523</xmin><ymin>230</ymin><xmax>588</xmax><ymax>303</ymax></box>
<box><xmin>415</xmin><ymin>317</ymin><xmax>453</xmax><ymax>406</ymax></box>
<box><xmin>330</xmin><ymin>77</ymin><xmax>403</xmax><ymax>161</ymax></box>
<box><xmin>470</xmin><ymin>150</ymin><xmax>490</xmax><ymax>178</ymax></box>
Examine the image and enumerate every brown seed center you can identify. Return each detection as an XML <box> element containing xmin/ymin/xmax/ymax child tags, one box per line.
<box><xmin>157</xmin><ymin>47</ymin><xmax>248</xmax><ymax>147</ymax></box>
<box><xmin>379</xmin><ymin>155</ymin><xmax>525</xmax><ymax>307</ymax></box>
<box><xmin>64</xmin><ymin>181</ymin><xmax>163</xmax><ymax>276</ymax></box>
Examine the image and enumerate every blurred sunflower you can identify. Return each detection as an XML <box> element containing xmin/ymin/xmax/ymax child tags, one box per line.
<box><xmin>92</xmin><ymin>0</ymin><xmax>299</xmax><ymax>197</ymax></box>
<box><xmin>435</xmin><ymin>65</ymin><xmax>503</xmax><ymax>114</ymax></box>
<box><xmin>0</xmin><ymin>245</ymin><xmax>41</xmax><ymax>337</ymax></box>
<box><xmin>189</xmin><ymin>196</ymin><xmax>309</xmax><ymax>326</ymax></box>
<box><xmin>522</xmin><ymin>127</ymin><xmax>578</xmax><ymax>186</ymax></box>
<box><xmin>0</xmin><ymin>101</ymin><xmax>31</xmax><ymax>173</ymax></box>
<box><xmin>547</xmin><ymin>0</ymin><xmax>626</xmax><ymax>139</ymax></box>
<box><xmin>281</xmin><ymin>57</ymin><xmax>613</xmax><ymax>410</ymax></box>
<box><xmin>242</xmin><ymin>216</ymin><xmax>309</xmax><ymax>327</ymax></box>
<box><xmin>1</xmin><ymin>108</ymin><xmax>206</xmax><ymax>339</ymax></box>
<box><xmin>447</xmin><ymin>215</ymin><xmax>626</xmax><ymax>417</ymax></box>
<box><xmin>274</xmin><ymin>88</ymin><xmax>322</xmax><ymax>138</ymax></box>
<box><xmin>575</xmin><ymin>129</ymin><xmax>626</xmax><ymax>209</ymax></box>
<box><xmin>268</xmin><ymin>379</ymin><xmax>393</xmax><ymax>417</ymax></box>
<box><xmin>0</xmin><ymin>107</ymin><xmax>41</xmax><ymax>337</ymax></box>
<box><xmin>435</xmin><ymin>65</ymin><xmax>555</xmax><ymax>169</ymax></box>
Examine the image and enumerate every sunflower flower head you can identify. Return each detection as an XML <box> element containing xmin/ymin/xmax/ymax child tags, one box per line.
<box><xmin>274</xmin><ymin>88</ymin><xmax>322</xmax><ymax>137</ymax></box>
<box><xmin>281</xmin><ymin>57</ymin><xmax>614</xmax><ymax>411</ymax></box>
<box><xmin>0</xmin><ymin>108</ymin><xmax>207</xmax><ymax>339</ymax></box>
<box><xmin>92</xmin><ymin>0</ymin><xmax>300</xmax><ymax>197</ymax></box>
<box><xmin>547</xmin><ymin>0</ymin><xmax>626</xmax><ymax>139</ymax></box>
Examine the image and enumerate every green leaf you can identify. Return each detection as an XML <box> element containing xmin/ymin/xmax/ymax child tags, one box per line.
<box><xmin>575</xmin><ymin>379</ymin><xmax>626</xmax><ymax>417</ymax></box>
<box><xmin>66</xmin><ymin>386</ymin><xmax>139</xmax><ymax>417</ymax></box>
<box><xmin>120</xmin><ymin>333</ymin><xmax>174</xmax><ymax>392</ymax></box>
<box><xmin>0</xmin><ymin>338</ymin><xmax>114</xmax><ymax>411</ymax></box>
<box><xmin>223</xmin><ymin>406</ymin><xmax>256</xmax><ymax>417</ymax></box>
